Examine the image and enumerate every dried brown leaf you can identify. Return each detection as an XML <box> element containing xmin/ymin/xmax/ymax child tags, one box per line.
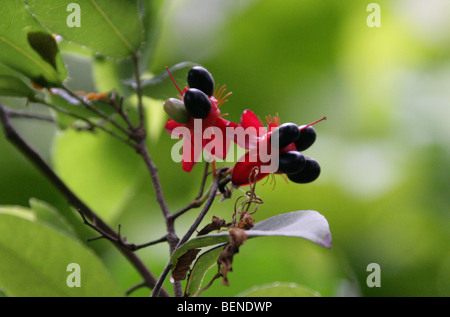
<box><xmin>197</xmin><ymin>216</ymin><xmax>229</xmax><ymax>236</ymax></box>
<box><xmin>218</xmin><ymin>228</ymin><xmax>248</xmax><ymax>286</ymax></box>
<box><xmin>236</xmin><ymin>213</ymin><xmax>255</xmax><ymax>230</ymax></box>
<box><xmin>171</xmin><ymin>248</ymin><xmax>201</xmax><ymax>281</ymax></box>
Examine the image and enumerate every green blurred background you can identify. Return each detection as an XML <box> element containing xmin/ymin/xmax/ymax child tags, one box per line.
<box><xmin>1</xmin><ymin>0</ymin><xmax>449</xmax><ymax>296</ymax></box>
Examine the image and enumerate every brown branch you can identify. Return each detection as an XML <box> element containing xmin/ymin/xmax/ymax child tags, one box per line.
<box><xmin>61</xmin><ymin>84</ymin><xmax>132</xmax><ymax>137</ymax></box>
<box><xmin>178</xmin><ymin>167</ymin><xmax>228</xmax><ymax>246</ymax></box>
<box><xmin>32</xmin><ymin>96</ymin><xmax>136</xmax><ymax>147</ymax></box>
<box><xmin>106</xmin><ymin>91</ymin><xmax>137</xmax><ymax>131</ymax></box>
<box><xmin>129</xmin><ymin>53</ymin><xmax>184</xmax><ymax>296</ymax></box>
<box><xmin>0</xmin><ymin>103</ymin><xmax>170</xmax><ymax>297</ymax></box>
<box><xmin>7</xmin><ymin>109</ymin><xmax>54</xmax><ymax>122</ymax></box>
<box><xmin>134</xmin><ymin>235</ymin><xmax>168</xmax><ymax>251</ymax></box>
<box><xmin>135</xmin><ymin>141</ymin><xmax>171</xmax><ymax>223</ymax></box>
<box><xmin>151</xmin><ymin>167</ymin><xmax>227</xmax><ymax>297</ymax></box>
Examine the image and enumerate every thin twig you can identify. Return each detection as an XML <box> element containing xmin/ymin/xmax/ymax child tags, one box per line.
<box><xmin>0</xmin><ymin>103</ymin><xmax>170</xmax><ymax>297</ymax></box>
<box><xmin>170</xmin><ymin>162</ymin><xmax>210</xmax><ymax>220</ymax></box>
<box><xmin>125</xmin><ymin>281</ymin><xmax>148</xmax><ymax>296</ymax></box>
<box><xmin>178</xmin><ymin>167</ymin><xmax>228</xmax><ymax>245</ymax></box>
<box><xmin>32</xmin><ymin>96</ymin><xmax>135</xmax><ymax>146</ymax></box>
<box><xmin>135</xmin><ymin>142</ymin><xmax>171</xmax><ymax>221</ymax></box>
<box><xmin>129</xmin><ymin>54</ymin><xmax>183</xmax><ymax>295</ymax></box>
<box><xmin>61</xmin><ymin>84</ymin><xmax>132</xmax><ymax>137</ymax></box>
<box><xmin>151</xmin><ymin>167</ymin><xmax>227</xmax><ymax>297</ymax></box>
<box><xmin>106</xmin><ymin>91</ymin><xmax>137</xmax><ymax>131</ymax></box>
<box><xmin>151</xmin><ymin>264</ymin><xmax>173</xmax><ymax>298</ymax></box>
<box><xmin>134</xmin><ymin>235</ymin><xmax>168</xmax><ymax>251</ymax></box>
<box><xmin>8</xmin><ymin>109</ymin><xmax>54</xmax><ymax>122</ymax></box>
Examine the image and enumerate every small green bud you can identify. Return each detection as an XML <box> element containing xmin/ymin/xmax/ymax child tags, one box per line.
<box><xmin>163</xmin><ymin>98</ymin><xmax>190</xmax><ymax>123</ymax></box>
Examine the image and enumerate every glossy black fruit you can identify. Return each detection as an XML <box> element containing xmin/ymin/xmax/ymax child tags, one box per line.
<box><xmin>271</xmin><ymin>123</ymin><xmax>300</xmax><ymax>149</ymax></box>
<box><xmin>187</xmin><ymin>66</ymin><xmax>215</xmax><ymax>96</ymax></box>
<box><xmin>278</xmin><ymin>151</ymin><xmax>306</xmax><ymax>174</ymax></box>
<box><xmin>183</xmin><ymin>88</ymin><xmax>212</xmax><ymax>119</ymax></box>
<box><xmin>287</xmin><ymin>157</ymin><xmax>320</xmax><ymax>184</ymax></box>
<box><xmin>294</xmin><ymin>126</ymin><xmax>316</xmax><ymax>151</ymax></box>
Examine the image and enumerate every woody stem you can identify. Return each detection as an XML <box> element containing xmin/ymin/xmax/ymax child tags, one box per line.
<box><xmin>0</xmin><ymin>103</ymin><xmax>169</xmax><ymax>297</ymax></box>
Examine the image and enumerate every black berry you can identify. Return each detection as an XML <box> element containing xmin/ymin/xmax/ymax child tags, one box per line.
<box><xmin>271</xmin><ymin>123</ymin><xmax>300</xmax><ymax>149</ymax></box>
<box><xmin>278</xmin><ymin>151</ymin><xmax>306</xmax><ymax>174</ymax></box>
<box><xmin>187</xmin><ymin>66</ymin><xmax>215</xmax><ymax>96</ymax></box>
<box><xmin>294</xmin><ymin>126</ymin><xmax>316</xmax><ymax>151</ymax></box>
<box><xmin>287</xmin><ymin>157</ymin><xmax>321</xmax><ymax>184</ymax></box>
<box><xmin>183</xmin><ymin>88</ymin><xmax>212</xmax><ymax>119</ymax></box>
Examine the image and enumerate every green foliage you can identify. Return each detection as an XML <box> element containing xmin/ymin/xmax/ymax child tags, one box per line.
<box><xmin>0</xmin><ymin>206</ymin><xmax>123</xmax><ymax>296</ymax></box>
<box><xmin>171</xmin><ymin>210</ymin><xmax>332</xmax><ymax>267</ymax></box>
<box><xmin>185</xmin><ymin>245</ymin><xmax>224</xmax><ymax>297</ymax></box>
<box><xmin>0</xmin><ymin>0</ymin><xmax>448</xmax><ymax>298</ymax></box>
<box><xmin>0</xmin><ymin>0</ymin><xmax>66</xmax><ymax>87</ymax></box>
<box><xmin>52</xmin><ymin>128</ymin><xmax>145</xmax><ymax>222</ymax></box>
<box><xmin>24</xmin><ymin>0</ymin><xmax>143</xmax><ymax>58</ymax></box>
<box><xmin>0</xmin><ymin>75</ymin><xmax>34</xmax><ymax>98</ymax></box>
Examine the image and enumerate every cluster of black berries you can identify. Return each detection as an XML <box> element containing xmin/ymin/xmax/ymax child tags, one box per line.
<box><xmin>271</xmin><ymin>123</ymin><xmax>321</xmax><ymax>184</ymax></box>
<box><xmin>184</xmin><ymin>66</ymin><xmax>215</xmax><ymax>118</ymax></box>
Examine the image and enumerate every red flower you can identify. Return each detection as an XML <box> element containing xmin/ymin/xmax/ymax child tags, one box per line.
<box><xmin>231</xmin><ymin>109</ymin><xmax>325</xmax><ymax>186</ymax></box>
<box><xmin>164</xmin><ymin>67</ymin><xmax>238</xmax><ymax>172</ymax></box>
<box><xmin>230</xmin><ymin>110</ymin><xmax>282</xmax><ymax>185</ymax></box>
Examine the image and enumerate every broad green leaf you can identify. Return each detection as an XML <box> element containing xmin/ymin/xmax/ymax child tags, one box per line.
<box><xmin>141</xmin><ymin>62</ymin><xmax>197</xmax><ymax>100</ymax></box>
<box><xmin>250</xmin><ymin>210</ymin><xmax>332</xmax><ymax>247</ymax></box>
<box><xmin>25</xmin><ymin>0</ymin><xmax>143</xmax><ymax>58</ymax></box>
<box><xmin>140</xmin><ymin>0</ymin><xmax>166</xmax><ymax>70</ymax></box>
<box><xmin>29</xmin><ymin>198</ymin><xmax>76</xmax><ymax>237</ymax></box>
<box><xmin>185</xmin><ymin>245</ymin><xmax>225</xmax><ymax>297</ymax></box>
<box><xmin>52</xmin><ymin>128</ymin><xmax>144</xmax><ymax>222</ymax></box>
<box><xmin>27</xmin><ymin>32</ymin><xmax>60</xmax><ymax>71</ymax></box>
<box><xmin>171</xmin><ymin>210</ymin><xmax>332</xmax><ymax>266</ymax></box>
<box><xmin>0</xmin><ymin>75</ymin><xmax>34</xmax><ymax>98</ymax></box>
<box><xmin>237</xmin><ymin>282</ymin><xmax>321</xmax><ymax>297</ymax></box>
<box><xmin>0</xmin><ymin>207</ymin><xmax>123</xmax><ymax>296</ymax></box>
<box><xmin>0</xmin><ymin>0</ymin><xmax>67</xmax><ymax>87</ymax></box>
<box><xmin>0</xmin><ymin>63</ymin><xmax>35</xmax><ymax>98</ymax></box>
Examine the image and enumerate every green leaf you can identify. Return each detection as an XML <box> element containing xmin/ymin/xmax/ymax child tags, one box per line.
<box><xmin>0</xmin><ymin>0</ymin><xmax>67</xmax><ymax>87</ymax></box>
<box><xmin>140</xmin><ymin>0</ymin><xmax>166</xmax><ymax>70</ymax></box>
<box><xmin>0</xmin><ymin>63</ymin><xmax>35</xmax><ymax>99</ymax></box>
<box><xmin>237</xmin><ymin>282</ymin><xmax>321</xmax><ymax>297</ymax></box>
<box><xmin>250</xmin><ymin>210</ymin><xmax>332</xmax><ymax>247</ymax></box>
<box><xmin>185</xmin><ymin>245</ymin><xmax>225</xmax><ymax>297</ymax></box>
<box><xmin>52</xmin><ymin>128</ymin><xmax>144</xmax><ymax>222</ymax></box>
<box><xmin>25</xmin><ymin>0</ymin><xmax>143</xmax><ymax>58</ymax></box>
<box><xmin>0</xmin><ymin>207</ymin><xmax>123</xmax><ymax>296</ymax></box>
<box><xmin>171</xmin><ymin>210</ymin><xmax>332</xmax><ymax>266</ymax></box>
<box><xmin>29</xmin><ymin>198</ymin><xmax>76</xmax><ymax>238</ymax></box>
<box><xmin>27</xmin><ymin>32</ymin><xmax>60</xmax><ymax>70</ymax></box>
<box><xmin>0</xmin><ymin>75</ymin><xmax>34</xmax><ymax>98</ymax></box>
